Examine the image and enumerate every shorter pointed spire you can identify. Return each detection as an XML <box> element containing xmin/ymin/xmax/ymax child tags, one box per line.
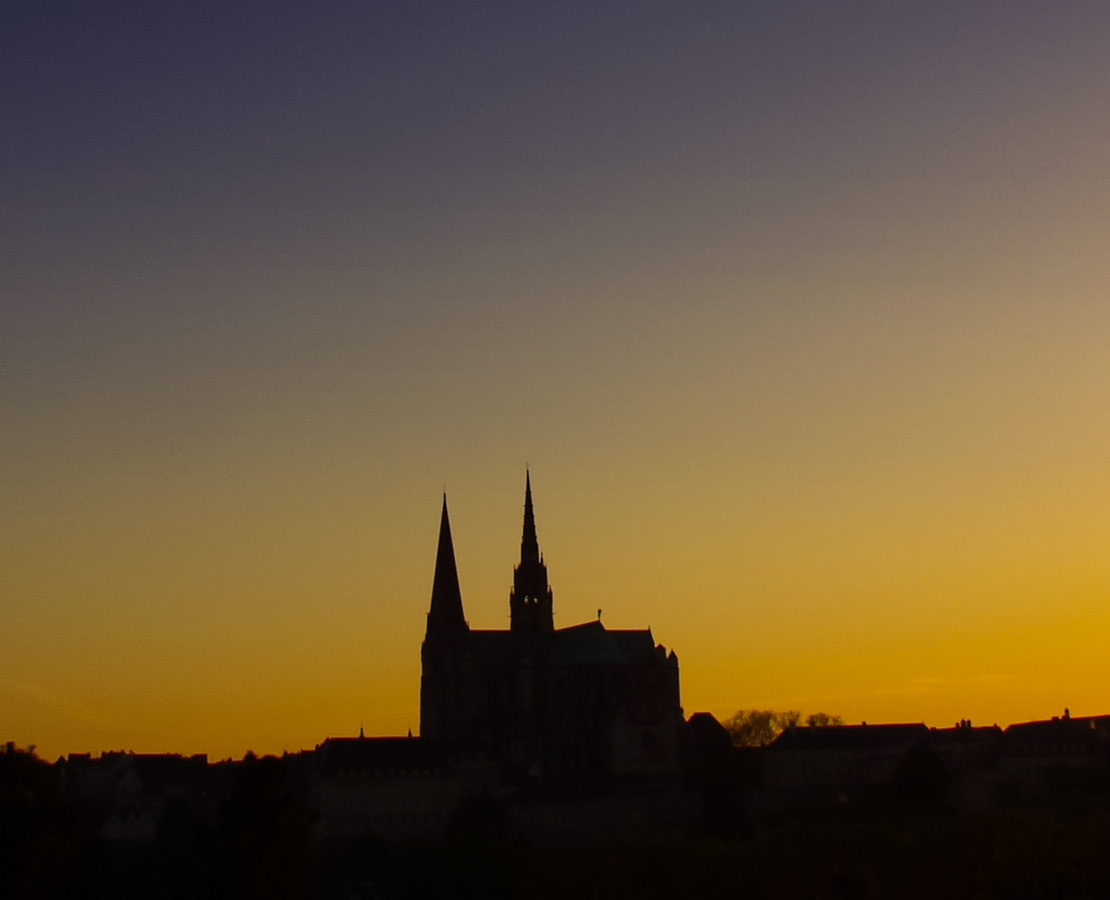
<box><xmin>427</xmin><ymin>494</ymin><xmax>467</xmax><ymax>634</ymax></box>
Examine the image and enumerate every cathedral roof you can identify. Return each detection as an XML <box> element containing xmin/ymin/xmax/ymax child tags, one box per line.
<box><xmin>553</xmin><ymin>621</ymin><xmax>656</xmax><ymax>666</ymax></box>
<box><xmin>466</xmin><ymin>621</ymin><xmax>660</xmax><ymax>668</ymax></box>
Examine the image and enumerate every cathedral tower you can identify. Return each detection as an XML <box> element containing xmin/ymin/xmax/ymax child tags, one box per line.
<box><xmin>420</xmin><ymin>494</ymin><xmax>469</xmax><ymax>739</ymax></box>
<box><xmin>510</xmin><ymin>471</ymin><xmax>554</xmax><ymax>632</ymax></box>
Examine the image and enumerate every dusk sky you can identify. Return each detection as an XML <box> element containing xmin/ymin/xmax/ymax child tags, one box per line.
<box><xmin>3</xmin><ymin>2</ymin><xmax>1109</xmax><ymax>759</ymax></box>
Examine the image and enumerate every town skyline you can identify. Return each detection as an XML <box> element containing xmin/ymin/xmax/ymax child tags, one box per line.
<box><xmin>4</xmin><ymin>3</ymin><xmax>1109</xmax><ymax>760</ymax></box>
<box><xmin>6</xmin><ymin>470</ymin><xmax>1106</xmax><ymax>761</ymax></box>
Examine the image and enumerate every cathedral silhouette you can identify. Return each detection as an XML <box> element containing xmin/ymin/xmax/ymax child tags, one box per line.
<box><xmin>421</xmin><ymin>473</ymin><xmax>683</xmax><ymax>779</ymax></box>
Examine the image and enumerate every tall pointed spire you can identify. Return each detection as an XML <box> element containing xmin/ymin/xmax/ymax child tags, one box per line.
<box><xmin>511</xmin><ymin>471</ymin><xmax>553</xmax><ymax>632</ymax></box>
<box><xmin>427</xmin><ymin>494</ymin><xmax>467</xmax><ymax>634</ymax></box>
<box><xmin>521</xmin><ymin>469</ymin><xmax>539</xmax><ymax>566</ymax></box>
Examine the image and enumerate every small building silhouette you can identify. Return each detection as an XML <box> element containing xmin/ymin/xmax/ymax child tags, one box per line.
<box><xmin>313</xmin><ymin>736</ymin><xmax>495</xmax><ymax>841</ymax></box>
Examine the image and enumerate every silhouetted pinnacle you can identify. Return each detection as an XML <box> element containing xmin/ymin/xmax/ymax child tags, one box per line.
<box><xmin>428</xmin><ymin>494</ymin><xmax>466</xmax><ymax>633</ymax></box>
<box><xmin>511</xmin><ymin>471</ymin><xmax>553</xmax><ymax>631</ymax></box>
<box><xmin>521</xmin><ymin>470</ymin><xmax>539</xmax><ymax>566</ymax></box>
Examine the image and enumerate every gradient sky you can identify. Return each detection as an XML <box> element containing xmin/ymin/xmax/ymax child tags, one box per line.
<box><xmin>3</xmin><ymin>2</ymin><xmax>1109</xmax><ymax>759</ymax></box>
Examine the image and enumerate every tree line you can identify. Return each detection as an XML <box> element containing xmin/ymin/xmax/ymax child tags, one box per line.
<box><xmin>723</xmin><ymin>710</ymin><xmax>843</xmax><ymax>747</ymax></box>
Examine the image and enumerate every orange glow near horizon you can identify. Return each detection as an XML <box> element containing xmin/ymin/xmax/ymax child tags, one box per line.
<box><xmin>3</xmin><ymin>5</ymin><xmax>1110</xmax><ymax>760</ymax></box>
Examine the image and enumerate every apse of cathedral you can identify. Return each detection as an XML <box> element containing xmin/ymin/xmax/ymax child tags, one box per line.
<box><xmin>420</xmin><ymin>473</ymin><xmax>683</xmax><ymax>779</ymax></box>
